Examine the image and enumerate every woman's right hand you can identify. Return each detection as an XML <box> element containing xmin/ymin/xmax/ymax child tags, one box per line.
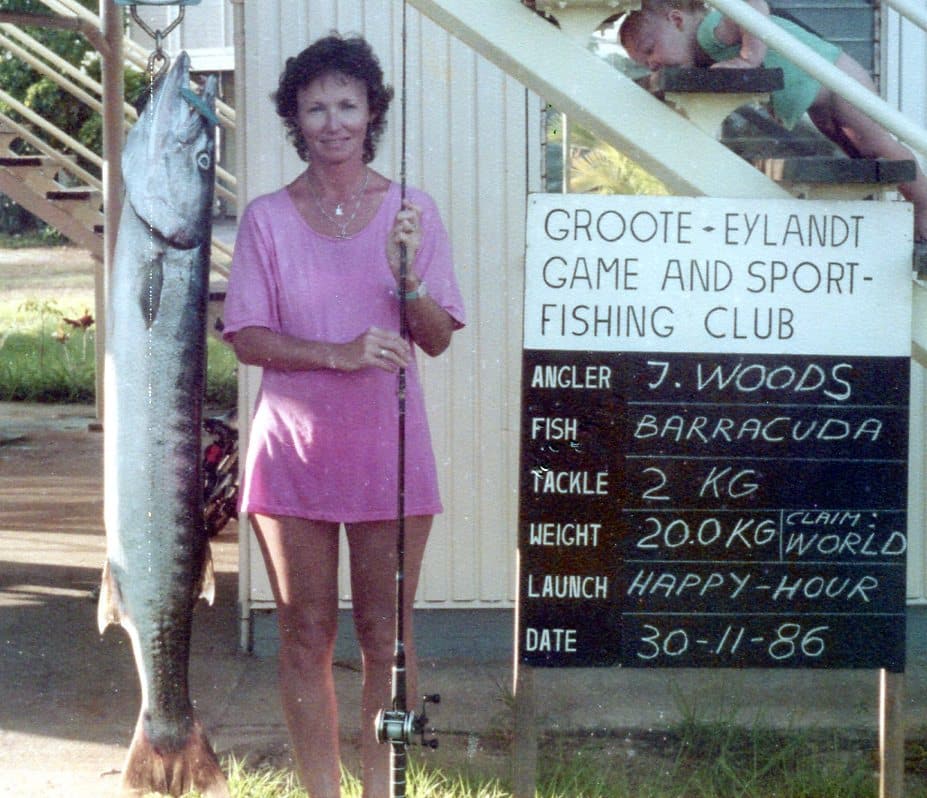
<box><xmin>341</xmin><ymin>326</ymin><xmax>411</xmax><ymax>372</ymax></box>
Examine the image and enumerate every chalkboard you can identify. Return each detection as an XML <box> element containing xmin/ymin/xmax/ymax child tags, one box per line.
<box><xmin>518</xmin><ymin>194</ymin><xmax>913</xmax><ymax>670</ymax></box>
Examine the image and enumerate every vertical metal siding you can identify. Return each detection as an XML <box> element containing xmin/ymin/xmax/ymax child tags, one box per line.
<box><xmin>770</xmin><ymin>1</ymin><xmax>875</xmax><ymax>70</ymax></box>
<box><xmin>909</xmin><ymin>363</ymin><xmax>926</xmax><ymax>602</ymax></box>
<box><xmin>883</xmin><ymin>6</ymin><xmax>927</xmax><ymax>603</ymax></box>
<box><xmin>240</xmin><ymin>1</ymin><xmax>537</xmax><ymax>609</ymax></box>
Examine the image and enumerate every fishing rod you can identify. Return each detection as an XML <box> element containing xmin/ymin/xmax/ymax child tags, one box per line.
<box><xmin>374</xmin><ymin>2</ymin><xmax>440</xmax><ymax>795</ymax></box>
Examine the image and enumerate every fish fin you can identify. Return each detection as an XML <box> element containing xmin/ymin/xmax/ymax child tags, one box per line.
<box><xmin>139</xmin><ymin>255</ymin><xmax>164</xmax><ymax>329</ymax></box>
<box><xmin>199</xmin><ymin>544</ymin><xmax>216</xmax><ymax>605</ymax></box>
<box><xmin>97</xmin><ymin>560</ymin><xmax>124</xmax><ymax>634</ymax></box>
<box><xmin>119</xmin><ymin>715</ymin><xmax>229</xmax><ymax>798</ymax></box>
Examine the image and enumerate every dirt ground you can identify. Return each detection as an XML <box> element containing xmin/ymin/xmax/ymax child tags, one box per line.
<box><xmin>0</xmin><ymin>244</ymin><xmax>97</xmax><ymax>306</ymax></box>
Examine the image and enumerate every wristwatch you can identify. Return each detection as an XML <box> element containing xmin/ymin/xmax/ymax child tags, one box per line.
<box><xmin>404</xmin><ymin>280</ymin><xmax>428</xmax><ymax>301</ymax></box>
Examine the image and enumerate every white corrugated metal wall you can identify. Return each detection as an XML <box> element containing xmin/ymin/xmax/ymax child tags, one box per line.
<box><xmin>234</xmin><ymin>0</ymin><xmax>539</xmax><ymax>610</ymax></box>
<box><xmin>883</xmin><ymin>5</ymin><xmax>927</xmax><ymax>604</ymax></box>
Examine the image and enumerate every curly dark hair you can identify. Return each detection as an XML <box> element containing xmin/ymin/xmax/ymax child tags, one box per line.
<box><xmin>273</xmin><ymin>33</ymin><xmax>394</xmax><ymax>164</ymax></box>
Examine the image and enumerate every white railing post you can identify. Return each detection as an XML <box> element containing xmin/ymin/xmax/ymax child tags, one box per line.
<box><xmin>882</xmin><ymin>0</ymin><xmax>927</xmax><ymax>35</ymax></box>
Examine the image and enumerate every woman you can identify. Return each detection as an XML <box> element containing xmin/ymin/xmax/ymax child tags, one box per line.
<box><xmin>222</xmin><ymin>34</ymin><xmax>465</xmax><ymax>798</ymax></box>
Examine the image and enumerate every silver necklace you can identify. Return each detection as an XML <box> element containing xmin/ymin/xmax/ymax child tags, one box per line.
<box><xmin>306</xmin><ymin>168</ymin><xmax>370</xmax><ymax>239</ymax></box>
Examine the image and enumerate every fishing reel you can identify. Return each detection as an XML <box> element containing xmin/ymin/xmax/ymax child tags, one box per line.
<box><xmin>375</xmin><ymin>694</ymin><xmax>441</xmax><ymax>749</ymax></box>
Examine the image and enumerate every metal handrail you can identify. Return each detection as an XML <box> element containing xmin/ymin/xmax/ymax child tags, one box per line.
<box><xmin>882</xmin><ymin>0</ymin><xmax>927</xmax><ymax>35</ymax></box>
<box><xmin>0</xmin><ymin>30</ymin><xmax>106</xmax><ymax>117</ymax></box>
<box><xmin>1</xmin><ymin>23</ymin><xmax>104</xmax><ymax>98</ymax></box>
<box><xmin>706</xmin><ymin>0</ymin><xmax>927</xmax><ymax>159</ymax></box>
<box><xmin>0</xmin><ymin>86</ymin><xmax>103</xmax><ymax>168</ymax></box>
<box><xmin>0</xmin><ymin>108</ymin><xmax>101</xmax><ymax>190</ymax></box>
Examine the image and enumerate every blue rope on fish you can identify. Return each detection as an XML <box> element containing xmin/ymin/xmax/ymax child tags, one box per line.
<box><xmin>181</xmin><ymin>86</ymin><xmax>219</xmax><ymax>126</ymax></box>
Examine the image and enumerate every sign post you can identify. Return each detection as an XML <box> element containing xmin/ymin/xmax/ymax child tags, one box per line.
<box><xmin>516</xmin><ymin>193</ymin><xmax>913</xmax><ymax>792</ymax></box>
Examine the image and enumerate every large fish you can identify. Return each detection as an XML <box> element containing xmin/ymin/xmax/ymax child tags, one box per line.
<box><xmin>98</xmin><ymin>51</ymin><xmax>228</xmax><ymax>798</ymax></box>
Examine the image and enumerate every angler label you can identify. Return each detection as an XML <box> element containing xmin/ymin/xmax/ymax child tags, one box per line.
<box><xmin>518</xmin><ymin>194</ymin><xmax>911</xmax><ymax>670</ymax></box>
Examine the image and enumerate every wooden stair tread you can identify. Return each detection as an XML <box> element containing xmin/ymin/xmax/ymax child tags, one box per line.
<box><xmin>758</xmin><ymin>156</ymin><xmax>916</xmax><ymax>184</ymax></box>
<box><xmin>0</xmin><ymin>155</ymin><xmax>46</xmax><ymax>168</ymax></box>
<box><xmin>46</xmin><ymin>187</ymin><xmax>100</xmax><ymax>201</ymax></box>
<box><xmin>653</xmin><ymin>66</ymin><xmax>784</xmax><ymax>94</ymax></box>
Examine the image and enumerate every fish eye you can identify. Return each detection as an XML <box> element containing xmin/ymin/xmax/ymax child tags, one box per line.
<box><xmin>197</xmin><ymin>151</ymin><xmax>211</xmax><ymax>170</ymax></box>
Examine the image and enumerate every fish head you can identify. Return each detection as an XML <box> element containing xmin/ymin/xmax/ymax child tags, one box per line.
<box><xmin>123</xmin><ymin>52</ymin><xmax>218</xmax><ymax>250</ymax></box>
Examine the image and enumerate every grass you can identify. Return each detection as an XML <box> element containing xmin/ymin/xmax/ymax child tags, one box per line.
<box><xmin>157</xmin><ymin>715</ymin><xmax>915</xmax><ymax>798</ymax></box>
<box><xmin>163</xmin><ymin>738</ymin><xmax>879</xmax><ymax>798</ymax></box>
<box><xmin>0</xmin><ymin>229</ymin><xmax>66</xmax><ymax>249</ymax></box>
<box><xmin>0</xmin><ymin>293</ymin><xmax>238</xmax><ymax>404</ymax></box>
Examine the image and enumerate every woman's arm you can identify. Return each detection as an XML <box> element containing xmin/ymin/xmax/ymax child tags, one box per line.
<box><xmin>231</xmin><ymin>325</ymin><xmax>411</xmax><ymax>373</ymax></box>
<box><xmin>388</xmin><ymin>199</ymin><xmax>458</xmax><ymax>357</ymax></box>
<box><xmin>711</xmin><ymin>0</ymin><xmax>769</xmax><ymax>69</ymax></box>
<box><xmin>401</xmin><ymin>280</ymin><xmax>456</xmax><ymax>357</ymax></box>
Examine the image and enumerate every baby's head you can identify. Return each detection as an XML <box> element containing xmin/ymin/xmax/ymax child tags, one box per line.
<box><xmin>620</xmin><ymin>0</ymin><xmax>707</xmax><ymax>70</ymax></box>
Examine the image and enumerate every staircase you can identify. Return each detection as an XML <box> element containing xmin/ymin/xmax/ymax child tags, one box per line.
<box><xmin>0</xmin><ymin>4</ymin><xmax>233</xmax><ymax>278</ymax></box>
<box><xmin>0</xmin><ymin>109</ymin><xmax>233</xmax><ymax>278</ymax></box>
<box><xmin>0</xmin><ymin>114</ymin><xmax>104</xmax><ymax>258</ymax></box>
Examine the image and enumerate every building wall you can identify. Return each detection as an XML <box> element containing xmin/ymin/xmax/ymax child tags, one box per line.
<box><xmin>235</xmin><ymin>0</ymin><xmax>541</xmax><ymax>609</ymax></box>
<box><xmin>882</xmin><ymin>5</ymin><xmax>927</xmax><ymax>604</ymax></box>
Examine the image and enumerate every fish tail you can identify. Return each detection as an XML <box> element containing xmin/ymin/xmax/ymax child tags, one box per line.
<box><xmin>120</xmin><ymin>715</ymin><xmax>229</xmax><ymax>797</ymax></box>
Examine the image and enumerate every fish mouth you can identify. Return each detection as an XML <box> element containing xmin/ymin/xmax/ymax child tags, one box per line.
<box><xmin>122</xmin><ymin>51</ymin><xmax>218</xmax><ymax>248</ymax></box>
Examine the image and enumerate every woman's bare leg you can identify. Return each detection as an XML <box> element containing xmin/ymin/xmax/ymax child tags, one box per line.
<box><xmin>345</xmin><ymin>516</ymin><xmax>432</xmax><ymax>798</ymax></box>
<box><xmin>251</xmin><ymin>514</ymin><xmax>342</xmax><ymax>798</ymax></box>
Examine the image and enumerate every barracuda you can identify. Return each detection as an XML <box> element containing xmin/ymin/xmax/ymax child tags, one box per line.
<box><xmin>98</xmin><ymin>52</ymin><xmax>228</xmax><ymax>798</ymax></box>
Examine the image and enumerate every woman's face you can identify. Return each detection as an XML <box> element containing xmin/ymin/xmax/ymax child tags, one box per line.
<box><xmin>295</xmin><ymin>71</ymin><xmax>371</xmax><ymax>166</ymax></box>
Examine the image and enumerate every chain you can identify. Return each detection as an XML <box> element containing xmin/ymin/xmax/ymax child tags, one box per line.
<box><xmin>306</xmin><ymin>167</ymin><xmax>370</xmax><ymax>239</ymax></box>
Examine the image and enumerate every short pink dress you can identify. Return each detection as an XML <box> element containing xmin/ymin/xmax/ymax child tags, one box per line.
<box><xmin>223</xmin><ymin>181</ymin><xmax>465</xmax><ymax>522</ymax></box>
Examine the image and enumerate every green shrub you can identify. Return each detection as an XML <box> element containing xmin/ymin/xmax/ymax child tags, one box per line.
<box><xmin>0</xmin><ymin>297</ymin><xmax>238</xmax><ymax>404</ymax></box>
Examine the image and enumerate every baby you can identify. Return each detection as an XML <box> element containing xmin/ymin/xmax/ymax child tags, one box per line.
<box><xmin>620</xmin><ymin>0</ymin><xmax>927</xmax><ymax>242</ymax></box>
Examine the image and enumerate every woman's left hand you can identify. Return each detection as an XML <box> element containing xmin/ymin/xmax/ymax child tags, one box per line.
<box><xmin>387</xmin><ymin>199</ymin><xmax>423</xmax><ymax>285</ymax></box>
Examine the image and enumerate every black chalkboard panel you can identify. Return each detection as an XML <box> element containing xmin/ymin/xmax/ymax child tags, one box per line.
<box><xmin>518</xmin><ymin>350</ymin><xmax>908</xmax><ymax>670</ymax></box>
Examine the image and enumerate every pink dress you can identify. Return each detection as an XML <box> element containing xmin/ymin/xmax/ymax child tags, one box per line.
<box><xmin>223</xmin><ymin>182</ymin><xmax>465</xmax><ymax>522</ymax></box>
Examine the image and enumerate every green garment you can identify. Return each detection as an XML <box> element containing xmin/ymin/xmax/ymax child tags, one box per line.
<box><xmin>696</xmin><ymin>9</ymin><xmax>842</xmax><ymax>129</ymax></box>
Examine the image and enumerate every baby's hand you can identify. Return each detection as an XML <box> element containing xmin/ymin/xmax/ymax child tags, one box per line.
<box><xmin>710</xmin><ymin>56</ymin><xmax>759</xmax><ymax>70</ymax></box>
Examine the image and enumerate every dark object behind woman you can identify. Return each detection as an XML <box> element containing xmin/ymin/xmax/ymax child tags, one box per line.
<box><xmin>223</xmin><ymin>33</ymin><xmax>465</xmax><ymax>798</ymax></box>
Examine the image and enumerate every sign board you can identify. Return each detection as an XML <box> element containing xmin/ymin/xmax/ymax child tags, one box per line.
<box><xmin>518</xmin><ymin>194</ymin><xmax>912</xmax><ymax>670</ymax></box>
